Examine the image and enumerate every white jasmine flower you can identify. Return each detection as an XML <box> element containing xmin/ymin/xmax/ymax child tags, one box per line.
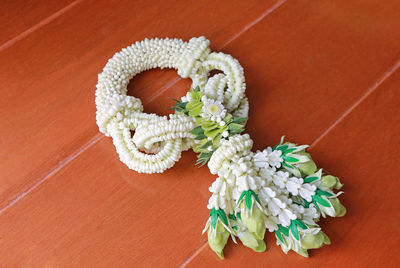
<box><xmin>301</xmin><ymin>205</ymin><xmax>320</xmax><ymax>225</ymax></box>
<box><xmin>285</xmin><ymin>177</ymin><xmax>316</xmax><ymax>202</ymax></box>
<box><xmin>253</xmin><ymin>148</ymin><xmax>283</xmax><ymax>169</ymax></box>
<box><xmin>266</xmin><ymin>147</ymin><xmax>283</xmax><ymax>168</ymax></box>
<box><xmin>278</xmin><ymin>209</ymin><xmax>297</xmax><ymax>227</ymax></box>
<box><xmin>259</xmin><ymin>166</ymin><xmax>275</xmax><ymax>182</ymax></box>
<box><xmin>253</xmin><ymin>151</ymin><xmax>268</xmax><ymax>168</ymax></box>
<box><xmin>273</xmin><ymin>171</ymin><xmax>290</xmax><ymax>189</ymax></box>
<box><xmin>265</xmin><ymin>216</ymin><xmax>279</xmax><ymax>232</ymax></box>
<box><xmin>298</xmin><ymin>184</ymin><xmax>316</xmax><ymax>202</ymax></box>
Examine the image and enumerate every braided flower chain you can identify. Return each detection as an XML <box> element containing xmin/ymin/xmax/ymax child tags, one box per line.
<box><xmin>95</xmin><ymin>37</ymin><xmax>346</xmax><ymax>258</ymax></box>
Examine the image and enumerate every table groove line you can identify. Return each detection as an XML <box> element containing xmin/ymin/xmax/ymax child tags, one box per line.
<box><xmin>0</xmin><ymin>134</ymin><xmax>103</xmax><ymax>214</ymax></box>
<box><xmin>0</xmin><ymin>0</ymin><xmax>85</xmax><ymax>52</ymax></box>
<box><xmin>179</xmin><ymin>241</ymin><xmax>208</xmax><ymax>268</ymax></box>
<box><xmin>221</xmin><ymin>0</ymin><xmax>287</xmax><ymax>48</ymax></box>
<box><xmin>310</xmin><ymin>58</ymin><xmax>400</xmax><ymax>149</ymax></box>
<box><xmin>144</xmin><ymin>0</ymin><xmax>288</xmax><ymax>108</ymax></box>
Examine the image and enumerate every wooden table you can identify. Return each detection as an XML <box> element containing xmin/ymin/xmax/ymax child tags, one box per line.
<box><xmin>1</xmin><ymin>0</ymin><xmax>399</xmax><ymax>267</ymax></box>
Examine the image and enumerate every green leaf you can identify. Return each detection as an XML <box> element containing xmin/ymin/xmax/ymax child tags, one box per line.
<box><xmin>282</xmin><ymin>148</ymin><xmax>297</xmax><ymax>155</ymax></box>
<box><xmin>172</xmin><ymin>97</ymin><xmax>180</xmax><ymax>102</ymax></box>
<box><xmin>236</xmin><ymin>212</ymin><xmax>242</xmax><ymax>220</ymax></box>
<box><xmin>316</xmin><ymin>189</ymin><xmax>334</xmax><ymax>197</ymax></box>
<box><xmin>172</xmin><ymin>101</ymin><xmax>187</xmax><ymax>109</ymax></box>
<box><xmin>212</xmin><ymin>134</ymin><xmax>222</xmax><ymax>146</ymax></box>
<box><xmin>170</xmin><ymin>101</ymin><xmax>188</xmax><ymax>112</ymax></box>
<box><xmin>170</xmin><ymin>105</ymin><xmax>181</xmax><ymax>111</ymax></box>
<box><xmin>199</xmin><ymin>152</ymin><xmax>212</xmax><ymax>159</ymax></box>
<box><xmin>283</xmin><ymin>156</ymin><xmax>299</xmax><ymax>163</ymax></box>
<box><xmin>169</xmin><ymin>107</ymin><xmax>181</xmax><ymax>112</ymax></box>
<box><xmin>304</xmin><ymin>176</ymin><xmax>319</xmax><ymax>183</ymax></box>
<box><xmin>229</xmin><ymin>129</ymin><xmax>244</xmax><ymax>135</ymax></box>
<box><xmin>191</xmin><ymin>126</ymin><xmax>204</xmax><ymax>135</ymax></box>
<box><xmin>250</xmin><ymin>190</ymin><xmax>261</xmax><ymax>205</ymax></box>
<box><xmin>222</xmin><ymin>113</ymin><xmax>232</xmax><ymax>123</ymax></box>
<box><xmin>204</xmin><ymin>128</ymin><xmax>221</xmax><ymax>139</ymax></box>
<box><xmin>195</xmin><ymin>158</ymin><xmax>203</xmax><ymax>165</ymax></box>
<box><xmin>195</xmin><ymin>158</ymin><xmax>208</xmax><ymax>167</ymax></box>
<box><xmin>290</xmin><ymin>221</ymin><xmax>300</xmax><ymax>240</ymax></box>
<box><xmin>228</xmin><ymin>123</ymin><xmax>244</xmax><ymax>133</ymax></box>
<box><xmin>201</xmin><ymin>120</ymin><xmax>219</xmax><ymax>130</ymax></box>
<box><xmin>186</xmin><ymin>101</ymin><xmax>202</xmax><ymax>111</ymax></box>
<box><xmin>228</xmin><ymin>123</ymin><xmax>244</xmax><ymax>135</ymax></box>
<box><xmin>200</xmin><ymin>140</ymin><xmax>213</xmax><ymax>150</ymax></box>
<box><xmin>198</xmin><ymin>152</ymin><xmax>208</xmax><ymax>159</ymax></box>
<box><xmin>294</xmin><ymin>219</ymin><xmax>307</xmax><ymax>230</ymax></box>
<box><xmin>228</xmin><ymin>214</ymin><xmax>237</xmax><ymax>221</ymax></box>
<box><xmin>188</xmin><ymin>107</ymin><xmax>202</xmax><ymax>117</ymax></box>
<box><xmin>195</xmin><ymin>134</ymin><xmax>207</xmax><ymax>140</ymax></box>
<box><xmin>276</xmin><ymin>145</ymin><xmax>289</xmax><ymax>151</ymax></box>
<box><xmin>313</xmin><ymin>195</ymin><xmax>331</xmax><ymax>207</ymax></box>
<box><xmin>245</xmin><ymin>191</ymin><xmax>252</xmax><ymax>210</ymax></box>
<box><xmin>196</xmin><ymin>151</ymin><xmax>213</xmax><ymax>167</ymax></box>
<box><xmin>312</xmin><ymin>200</ymin><xmax>321</xmax><ymax>211</ymax></box>
<box><xmin>238</xmin><ymin>190</ymin><xmax>260</xmax><ymax>210</ymax></box>
<box><xmin>210</xmin><ymin>209</ymin><xmax>218</xmax><ymax>229</ymax></box>
<box><xmin>232</xmin><ymin>117</ymin><xmax>247</xmax><ymax>124</ymax></box>
<box><xmin>237</xmin><ymin>191</ymin><xmax>246</xmax><ymax>204</ymax></box>
<box><xmin>282</xmin><ymin>162</ymin><xmax>294</xmax><ymax>169</ymax></box>
<box><xmin>278</xmin><ymin>225</ymin><xmax>289</xmax><ymax>236</ymax></box>
<box><xmin>217</xmin><ymin>209</ymin><xmax>229</xmax><ymax>226</ymax></box>
<box><xmin>202</xmin><ymin>125</ymin><xmax>219</xmax><ymax>132</ymax></box>
<box><xmin>190</xmin><ymin>89</ymin><xmax>201</xmax><ymax>101</ymax></box>
<box><xmin>301</xmin><ymin>198</ymin><xmax>311</xmax><ymax>208</ymax></box>
<box><xmin>276</xmin><ymin>231</ymin><xmax>284</xmax><ymax>243</ymax></box>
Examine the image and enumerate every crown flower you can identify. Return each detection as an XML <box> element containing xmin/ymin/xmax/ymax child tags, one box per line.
<box><xmin>201</xmin><ymin>96</ymin><xmax>227</xmax><ymax>122</ymax></box>
<box><xmin>95</xmin><ymin>37</ymin><xmax>346</xmax><ymax>259</ymax></box>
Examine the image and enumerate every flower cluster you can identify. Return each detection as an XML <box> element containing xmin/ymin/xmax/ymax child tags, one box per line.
<box><xmin>202</xmin><ymin>136</ymin><xmax>346</xmax><ymax>258</ymax></box>
<box><xmin>172</xmin><ymin>86</ymin><xmax>247</xmax><ymax>166</ymax></box>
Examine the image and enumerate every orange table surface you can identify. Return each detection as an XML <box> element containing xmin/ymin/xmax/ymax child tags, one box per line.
<box><xmin>1</xmin><ymin>0</ymin><xmax>399</xmax><ymax>267</ymax></box>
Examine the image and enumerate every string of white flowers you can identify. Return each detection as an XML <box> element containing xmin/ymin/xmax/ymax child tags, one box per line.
<box><xmin>206</xmin><ymin>136</ymin><xmax>320</xmax><ymax>230</ymax></box>
<box><xmin>95</xmin><ymin>37</ymin><xmax>246</xmax><ymax>173</ymax></box>
<box><xmin>96</xmin><ymin>37</ymin><xmax>345</xmax><ymax>259</ymax></box>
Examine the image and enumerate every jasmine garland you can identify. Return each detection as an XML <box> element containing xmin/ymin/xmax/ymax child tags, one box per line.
<box><xmin>95</xmin><ymin>37</ymin><xmax>346</xmax><ymax>259</ymax></box>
